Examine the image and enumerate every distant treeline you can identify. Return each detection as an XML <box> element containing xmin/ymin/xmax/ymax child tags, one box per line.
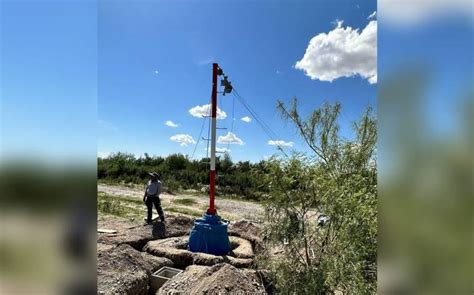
<box><xmin>98</xmin><ymin>152</ymin><xmax>270</xmax><ymax>200</ymax></box>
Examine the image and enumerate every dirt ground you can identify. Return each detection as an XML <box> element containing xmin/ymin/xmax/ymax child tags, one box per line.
<box><xmin>98</xmin><ymin>183</ymin><xmax>264</xmax><ymax>221</ymax></box>
<box><xmin>97</xmin><ymin>243</ymin><xmax>173</xmax><ymax>294</ymax></box>
<box><xmin>97</xmin><ymin>209</ymin><xmax>270</xmax><ymax>294</ymax></box>
<box><xmin>157</xmin><ymin>263</ymin><xmax>267</xmax><ymax>294</ymax></box>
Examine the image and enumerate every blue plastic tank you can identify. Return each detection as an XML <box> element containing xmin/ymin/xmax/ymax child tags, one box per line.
<box><xmin>188</xmin><ymin>214</ymin><xmax>230</xmax><ymax>255</ymax></box>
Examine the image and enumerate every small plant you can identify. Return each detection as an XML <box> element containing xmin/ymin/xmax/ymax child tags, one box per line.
<box><xmin>164</xmin><ymin>206</ymin><xmax>202</xmax><ymax>217</ymax></box>
<box><xmin>98</xmin><ymin>195</ymin><xmax>126</xmax><ymax>217</ymax></box>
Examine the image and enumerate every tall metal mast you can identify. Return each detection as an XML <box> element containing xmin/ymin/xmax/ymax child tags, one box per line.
<box><xmin>207</xmin><ymin>63</ymin><xmax>218</xmax><ymax>215</ymax></box>
<box><xmin>189</xmin><ymin>62</ymin><xmax>232</xmax><ymax>256</ymax></box>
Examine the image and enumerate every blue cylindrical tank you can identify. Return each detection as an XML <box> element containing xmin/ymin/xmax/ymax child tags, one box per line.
<box><xmin>188</xmin><ymin>214</ymin><xmax>230</xmax><ymax>255</ymax></box>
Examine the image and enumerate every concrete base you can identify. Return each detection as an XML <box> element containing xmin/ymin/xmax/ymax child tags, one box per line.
<box><xmin>150</xmin><ymin>266</ymin><xmax>182</xmax><ymax>293</ymax></box>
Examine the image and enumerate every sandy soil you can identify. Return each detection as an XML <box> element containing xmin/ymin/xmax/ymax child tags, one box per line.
<box><xmin>97</xmin><ymin>213</ymin><xmax>270</xmax><ymax>294</ymax></box>
<box><xmin>98</xmin><ymin>183</ymin><xmax>264</xmax><ymax>221</ymax></box>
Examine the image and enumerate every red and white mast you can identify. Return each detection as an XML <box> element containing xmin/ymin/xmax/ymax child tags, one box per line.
<box><xmin>207</xmin><ymin>63</ymin><xmax>219</xmax><ymax>215</ymax></box>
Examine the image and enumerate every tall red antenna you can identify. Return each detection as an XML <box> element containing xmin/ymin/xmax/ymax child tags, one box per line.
<box><xmin>207</xmin><ymin>63</ymin><xmax>218</xmax><ymax>215</ymax></box>
<box><xmin>189</xmin><ymin>62</ymin><xmax>232</xmax><ymax>256</ymax></box>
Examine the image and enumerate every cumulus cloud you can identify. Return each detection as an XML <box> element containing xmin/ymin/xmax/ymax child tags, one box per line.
<box><xmin>165</xmin><ymin>120</ymin><xmax>179</xmax><ymax>127</ymax></box>
<box><xmin>189</xmin><ymin>104</ymin><xmax>227</xmax><ymax>119</ymax></box>
<box><xmin>367</xmin><ymin>11</ymin><xmax>377</xmax><ymax>20</ymax></box>
<box><xmin>170</xmin><ymin>134</ymin><xmax>196</xmax><ymax>146</ymax></box>
<box><xmin>295</xmin><ymin>20</ymin><xmax>377</xmax><ymax>84</ymax></box>
<box><xmin>218</xmin><ymin>132</ymin><xmax>244</xmax><ymax>145</ymax></box>
<box><xmin>268</xmin><ymin>140</ymin><xmax>294</xmax><ymax>147</ymax></box>
<box><xmin>241</xmin><ymin>116</ymin><xmax>252</xmax><ymax>123</ymax></box>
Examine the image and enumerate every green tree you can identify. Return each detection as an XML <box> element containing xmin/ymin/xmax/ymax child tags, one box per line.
<box><xmin>260</xmin><ymin>99</ymin><xmax>377</xmax><ymax>294</ymax></box>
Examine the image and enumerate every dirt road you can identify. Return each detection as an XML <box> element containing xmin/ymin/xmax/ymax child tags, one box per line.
<box><xmin>98</xmin><ymin>184</ymin><xmax>264</xmax><ymax>221</ymax></box>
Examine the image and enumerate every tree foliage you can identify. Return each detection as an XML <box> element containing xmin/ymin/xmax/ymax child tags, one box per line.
<box><xmin>260</xmin><ymin>99</ymin><xmax>377</xmax><ymax>294</ymax></box>
<box><xmin>98</xmin><ymin>152</ymin><xmax>270</xmax><ymax>200</ymax></box>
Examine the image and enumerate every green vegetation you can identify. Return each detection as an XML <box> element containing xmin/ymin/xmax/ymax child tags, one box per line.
<box><xmin>200</xmin><ymin>204</ymin><xmax>219</xmax><ymax>211</ymax></box>
<box><xmin>97</xmin><ymin>98</ymin><xmax>377</xmax><ymax>293</ymax></box>
<box><xmin>97</xmin><ymin>194</ymin><xmax>127</xmax><ymax>217</ymax></box>
<box><xmin>257</xmin><ymin>100</ymin><xmax>377</xmax><ymax>294</ymax></box>
<box><xmin>97</xmin><ymin>192</ymin><xmax>204</xmax><ymax>218</ymax></box>
<box><xmin>163</xmin><ymin>206</ymin><xmax>202</xmax><ymax>217</ymax></box>
<box><xmin>97</xmin><ymin>193</ymin><xmax>142</xmax><ymax>217</ymax></box>
<box><xmin>98</xmin><ymin>152</ymin><xmax>270</xmax><ymax>201</ymax></box>
<box><xmin>173</xmin><ymin>198</ymin><xmax>198</xmax><ymax>206</ymax></box>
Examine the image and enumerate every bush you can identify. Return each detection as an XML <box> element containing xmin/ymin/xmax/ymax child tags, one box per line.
<box><xmin>98</xmin><ymin>153</ymin><xmax>271</xmax><ymax>200</ymax></box>
<box><xmin>257</xmin><ymin>100</ymin><xmax>377</xmax><ymax>293</ymax></box>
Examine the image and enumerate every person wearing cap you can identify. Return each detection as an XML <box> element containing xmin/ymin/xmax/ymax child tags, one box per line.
<box><xmin>143</xmin><ymin>172</ymin><xmax>164</xmax><ymax>224</ymax></box>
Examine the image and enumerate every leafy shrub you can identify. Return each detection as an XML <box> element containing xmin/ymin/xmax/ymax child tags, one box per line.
<box><xmin>257</xmin><ymin>100</ymin><xmax>377</xmax><ymax>294</ymax></box>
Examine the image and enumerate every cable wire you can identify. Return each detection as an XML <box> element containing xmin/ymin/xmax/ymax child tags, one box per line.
<box><xmin>191</xmin><ymin>114</ymin><xmax>209</xmax><ymax>160</ymax></box>
<box><xmin>226</xmin><ymin>94</ymin><xmax>236</xmax><ymax>152</ymax></box>
<box><xmin>232</xmin><ymin>88</ymin><xmax>289</xmax><ymax>157</ymax></box>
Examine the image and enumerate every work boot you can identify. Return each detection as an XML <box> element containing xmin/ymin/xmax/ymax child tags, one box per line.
<box><xmin>143</xmin><ymin>219</ymin><xmax>153</xmax><ymax>226</ymax></box>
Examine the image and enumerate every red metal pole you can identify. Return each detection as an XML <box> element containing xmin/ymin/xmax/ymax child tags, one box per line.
<box><xmin>207</xmin><ymin>63</ymin><xmax>218</xmax><ymax>215</ymax></box>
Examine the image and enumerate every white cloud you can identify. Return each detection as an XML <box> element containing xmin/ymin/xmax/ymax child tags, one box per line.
<box><xmin>367</xmin><ymin>11</ymin><xmax>377</xmax><ymax>20</ymax></box>
<box><xmin>268</xmin><ymin>140</ymin><xmax>294</xmax><ymax>147</ymax></box>
<box><xmin>241</xmin><ymin>116</ymin><xmax>252</xmax><ymax>123</ymax></box>
<box><xmin>165</xmin><ymin>120</ymin><xmax>179</xmax><ymax>128</ymax></box>
<box><xmin>170</xmin><ymin>134</ymin><xmax>196</xmax><ymax>146</ymax></box>
<box><xmin>218</xmin><ymin>132</ymin><xmax>244</xmax><ymax>145</ymax></box>
<box><xmin>295</xmin><ymin>20</ymin><xmax>377</xmax><ymax>84</ymax></box>
<box><xmin>189</xmin><ymin>104</ymin><xmax>227</xmax><ymax>120</ymax></box>
<box><xmin>379</xmin><ymin>0</ymin><xmax>473</xmax><ymax>26</ymax></box>
<box><xmin>154</xmin><ymin>70</ymin><xmax>159</xmax><ymax>74</ymax></box>
<box><xmin>205</xmin><ymin>147</ymin><xmax>231</xmax><ymax>153</ymax></box>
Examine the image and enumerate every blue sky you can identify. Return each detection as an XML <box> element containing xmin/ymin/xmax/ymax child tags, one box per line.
<box><xmin>2</xmin><ymin>1</ymin><xmax>470</xmax><ymax>165</ymax></box>
<box><xmin>1</xmin><ymin>1</ymin><xmax>97</xmax><ymax>164</ymax></box>
<box><xmin>97</xmin><ymin>0</ymin><xmax>377</xmax><ymax>162</ymax></box>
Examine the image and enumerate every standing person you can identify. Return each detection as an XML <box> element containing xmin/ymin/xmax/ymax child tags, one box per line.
<box><xmin>143</xmin><ymin>172</ymin><xmax>165</xmax><ymax>224</ymax></box>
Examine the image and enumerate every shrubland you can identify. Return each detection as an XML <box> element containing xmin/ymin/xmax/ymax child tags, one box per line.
<box><xmin>98</xmin><ymin>152</ymin><xmax>270</xmax><ymax>201</ymax></box>
<box><xmin>98</xmin><ymin>98</ymin><xmax>377</xmax><ymax>293</ymax></box>
<box><xmin>257</xmin><ymin>99</ymin><xmax>377</xmax><ymax>294</ymax></box>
